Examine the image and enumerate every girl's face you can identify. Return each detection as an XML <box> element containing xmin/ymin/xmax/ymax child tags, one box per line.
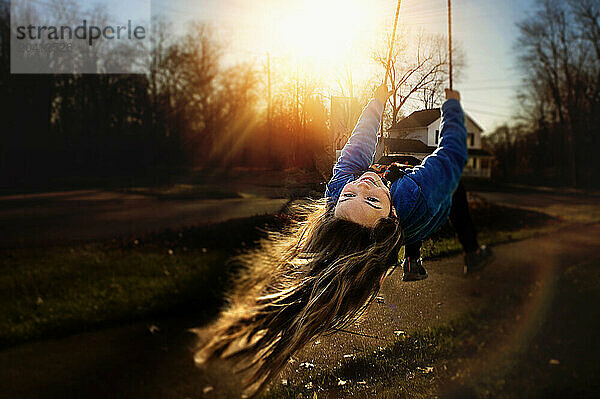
<box><xmin>334</xmin><ymin>172</ymin><xmax>393</xmax><ymax>227</ymax></box>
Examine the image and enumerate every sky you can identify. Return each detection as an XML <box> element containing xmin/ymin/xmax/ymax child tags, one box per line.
<box><xmin>93</xmin><ymin>0</ymin><xmax>537</xmax><ymax>131</ymax></box>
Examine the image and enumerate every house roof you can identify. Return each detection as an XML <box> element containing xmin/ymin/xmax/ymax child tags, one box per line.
<box><xmin>389</xmin><ymin>109</ymin><xmax>440</xmax><ymax>130</ymax></box>
<box><xmin>389</xmin><ymin>107</ymin><xmax>485</xmax><ymax>132</ymax></box>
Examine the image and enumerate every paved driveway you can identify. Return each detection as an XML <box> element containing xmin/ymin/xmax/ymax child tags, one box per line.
<box><xmin>0</xmin><ymin>190</ymin><xmax>287</xmax><ymax>248</ymax></box>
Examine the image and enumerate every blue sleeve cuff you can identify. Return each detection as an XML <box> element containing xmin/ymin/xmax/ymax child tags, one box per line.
<box><xmin>441</xmin><ymin>98</ymin><xmax>463</xmax><ymax>116</ymax></box>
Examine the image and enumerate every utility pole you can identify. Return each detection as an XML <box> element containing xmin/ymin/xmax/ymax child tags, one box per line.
<box><xmin>296</xmin><ymin>64</ymin><xmax>300</xmax><ymax>127</ymax></box>
<box><xmin>266</xmin><ymin>52</ymin><xmax>272</xmax><ymax>157</ymax></box>
<box><xmin>303</xmin><ymin>75</ymin><xmax>307</xmax><ymax>143</ymax></box>
<box><xmin>448</xmin><ymin>0</ymin><xmax>453</xmax><ymax>90</ymax></box>
<box><xmin>294</xmin><ymin>63</ymin><xmax>299</xmax><ymax>165</ymax></box>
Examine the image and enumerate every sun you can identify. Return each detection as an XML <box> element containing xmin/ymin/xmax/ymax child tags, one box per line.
<box><xmin>260</xmin><ymin>0</ymin><xmax>378</xmax><ymax>64</ymax></box>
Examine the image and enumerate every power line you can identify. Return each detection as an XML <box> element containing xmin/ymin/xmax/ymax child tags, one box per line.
<box><xmin>465</xmin><ymin>107</ymin><xmax>513</xmax><ymax>118</ymax></box>
<box><xmin>461</xmin><ymin>85</ymin><xmax>520</xmax><ymax>91</ymax></box>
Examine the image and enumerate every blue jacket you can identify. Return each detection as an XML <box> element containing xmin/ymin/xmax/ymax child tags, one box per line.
<box><xmin>325</xmin><ymin>98</ymin><xmax>468</xmax><ymax>245</ymax></box>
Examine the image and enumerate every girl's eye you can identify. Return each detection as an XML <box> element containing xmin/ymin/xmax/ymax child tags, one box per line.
<box><xmin>366</xmin><ymin>196</ymin><xmax>380</xmax><ymax>203</ymax></box>
<box><xmin>343</xmin><ymin>193</ymin><xmax>356</xmax><ymax>198</ymax></box>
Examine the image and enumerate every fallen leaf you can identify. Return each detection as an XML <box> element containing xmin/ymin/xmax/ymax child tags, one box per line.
<box><xmin>202</xmin><ymin>385</ymin><xmax>214</xmax><ymax>394</ymax></box>
<box><xmin>375</xmin><ymin>296</ymin><xmax>385</xmax><ymax>304</ymax></box>
<box><xmin>417</xmin><ymin>366</ymin><xmax>434</xmax><ymax>374</ymax></box>
<box><xmin>148</xmin><ymin>325</ymin><xmax>160</xmax><ymax>334</ymax></box>
<box><xmin>549</xmin><ymin>359</ymin><xmax>560</xmax><ymax>365</ymax></box>
<box><xmin>281</xmin><ymin>379</ymin><xmax>288</xmax><ymax>385</ymax></box>
<box><xmin>299</xmin><ymin>362</ymin><xmax>314</xmax><ymax>369</ymax></box>
<box><xmin>337</xmin><ymin>379</ymin><xmax>347</xmax><ymax>386</ymax></box>
<box><xmin>305</xmin><ymin>382</ymin><xmax>313</xmax><ymax>389</ymax></box>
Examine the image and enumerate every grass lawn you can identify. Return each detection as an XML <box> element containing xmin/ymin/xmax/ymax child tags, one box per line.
<box><xmin>0</xmin><ymin>197</ymin><xmax>556</xmax><ymax>348</ymax></box>
<box><xmin>0</xmin><ymin>214</ymin><xmax>285</xmax><ymax>348</ymax></box>
<box><xmin>0</xmin><ymin>245</ymin><xmax>229</xmax><ymax>347</ymax></box>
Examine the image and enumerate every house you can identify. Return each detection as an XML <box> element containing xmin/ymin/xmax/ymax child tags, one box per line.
<box><xmin>374</xmin><ymin>108</ymin><xmax>493</xmax><ymax>178</ymax></box>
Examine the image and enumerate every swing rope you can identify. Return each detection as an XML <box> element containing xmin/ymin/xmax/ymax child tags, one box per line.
<box><xmin>447</xmin><ymin>0</ymin><xmax>453</xmax><ymax>90</ymax></box>
<box><xmin>384</xmin><ymin>0</ymin><xmax>402</xmax><ymax>87</ymax></box>
<box><xmin>380</xmin><ymin>0</ymin><xmax>402</xmax><ymax>136</ymax></box>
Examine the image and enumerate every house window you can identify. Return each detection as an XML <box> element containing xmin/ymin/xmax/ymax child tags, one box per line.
<box><xmin>435</xmin><ymin>129</ymin><xmax>439</xmax><ymax>144</ymax></box>
<box><xmin>468</xmin><ymin>132</ymin><xmax>475</xmax><ymax>147</ymax></box>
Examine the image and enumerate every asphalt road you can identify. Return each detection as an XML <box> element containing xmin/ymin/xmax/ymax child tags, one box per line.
<box><xmin>0</xmin><ymin>190</ymin><xmax>287</xmax><ymax>248</ymax></box>
<box><xmin>475</xmin><ymin>191</ymin><xmax>600</xmax><ymax>223</ymax></box>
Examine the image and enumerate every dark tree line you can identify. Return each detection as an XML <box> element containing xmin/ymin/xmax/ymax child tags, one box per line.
<box><xmin>1</xmin><ymin>0</ymin><xmax>472</xmax><ymax>192</ymax></box>
<box><xmin>0</xmin><ymin>3</ymin><xmax>328</xmax><ymax>191</ymax></box>
<box><xmin>484</xmin><ymin>0</ymin><xmax>600</xmax><ymax>188</ymax></box>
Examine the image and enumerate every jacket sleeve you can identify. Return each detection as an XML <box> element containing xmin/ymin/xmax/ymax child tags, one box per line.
<box><xmin>325</xmin><ymin>98</ymin><xmax>384</xmax><ymax>201</ymax></box>
<box><xmin>400</xmin><ymin>99</ymin><xmax>468</xmax><ymax>212</ymax></box>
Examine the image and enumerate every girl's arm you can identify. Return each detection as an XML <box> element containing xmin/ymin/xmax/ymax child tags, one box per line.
<box><xmin>325</xmin><ymin>85</ymin><xmax>390</xmax><ymax>202</ymax></box>
<box><xmin>395</xmin><ymin>93</ymin><xmax>468</xmax><ymax>212</ymax></box>
<box><xmin>324</xmin><ymin>98</ymin><xmax>382</xmax><ymax>201</ymax></box>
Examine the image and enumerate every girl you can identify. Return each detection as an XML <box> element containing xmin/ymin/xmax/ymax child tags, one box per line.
<box><xmin>194</xmin><ymin>84</ymin><xmax>468</xmax><ymax>396</ymax></box>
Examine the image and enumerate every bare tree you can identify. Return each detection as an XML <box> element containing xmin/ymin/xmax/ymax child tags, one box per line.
<box><xmin>373</xmin><ymin>29</ymin><xmax>464</xmax><ymax>131</ymax></box>
<box><xmin>516</xmin><ymin>0</ymin><xmax>600</xmax><ymax>187</ymax></box>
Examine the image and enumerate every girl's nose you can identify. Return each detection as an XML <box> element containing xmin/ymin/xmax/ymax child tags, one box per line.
<box><xmin>355</xmin><ymin>181</ymin><xmax>371</xmax><ymax>190</ymax></box>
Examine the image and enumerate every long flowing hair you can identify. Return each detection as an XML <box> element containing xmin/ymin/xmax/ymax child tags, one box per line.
<box><xmin>194</xmin><ymin>198</ymin><xmax>403</xmax><ymax>396</ymax></box>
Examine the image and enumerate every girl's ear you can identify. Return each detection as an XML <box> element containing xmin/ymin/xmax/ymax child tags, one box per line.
<box><xmin>388</xmin><ymin>203</ymin><xmax>397</xmax><ymax>218</ymax></box>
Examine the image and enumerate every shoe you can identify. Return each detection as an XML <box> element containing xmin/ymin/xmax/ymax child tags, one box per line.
<box><xmin>402</xmin><ymin>257</ymin><xmax>428</xmax><ymax>281</ymax></box>
<box><xmin>464</xmin><ymin>245</ymin><xmax>494</xmax><ymax>274</ymax></box>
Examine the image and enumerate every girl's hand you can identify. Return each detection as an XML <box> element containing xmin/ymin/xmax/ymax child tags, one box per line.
<box><xmin>375</xmin><ymin>84</ymin><xmax>393</xmax><ymax>104</ymax></box>
<box><xmin>445</xmin><ymin>88</ymin><xmax>461</xmax><ymax>101</ymax></box>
